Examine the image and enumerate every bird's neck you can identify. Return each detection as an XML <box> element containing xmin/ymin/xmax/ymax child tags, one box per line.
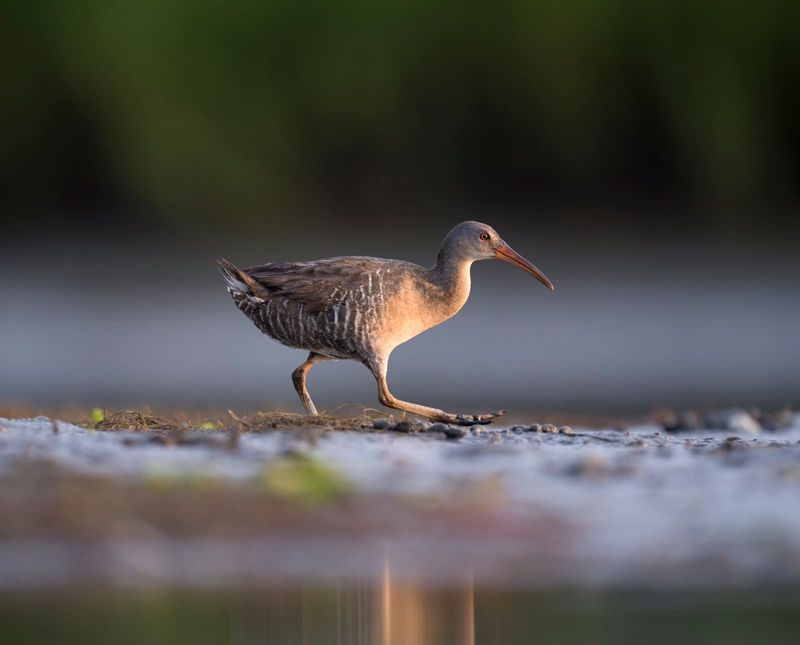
<box><xmin>430</xmin><ymin>251</ymin><xmax>473</xmax><ymax>316</ymax></box>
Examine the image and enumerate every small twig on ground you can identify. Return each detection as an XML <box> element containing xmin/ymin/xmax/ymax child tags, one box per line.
<box><xmin>226</xmin><ymin>409</ymin><xmax>246</xmax><ymax>450</ymax></box>
<box><xmin>323</xmin><ymin>402</ymin><xmax>387</xmax><ymax>420</ymax></box>
<box><xmin>227</xmin><ymin>409</ymin><xmax>252</xmax><ymax>429</ymax></box>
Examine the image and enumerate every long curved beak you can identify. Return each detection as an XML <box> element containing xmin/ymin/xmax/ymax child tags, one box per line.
<box><xmin>495</xmin><ymin>242</ymin><xmax>555</xmax><ymax>291</ymax></box>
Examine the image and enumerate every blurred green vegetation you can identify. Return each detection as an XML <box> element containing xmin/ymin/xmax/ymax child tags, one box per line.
<box><xmin>260</xmin><ymin>453</ymin><xmax>349</xmax><ymax>505</ymax></box>
<box><xmin>2</xmin><ymin>1</ymin><xmax>799</xmax><ymax>229</ymax></box>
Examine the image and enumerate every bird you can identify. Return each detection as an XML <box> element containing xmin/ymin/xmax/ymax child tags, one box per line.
<box><xmin>218</xmin><ymin>221</ymin><xmax>554</xmax><ymax>425</ymax></box>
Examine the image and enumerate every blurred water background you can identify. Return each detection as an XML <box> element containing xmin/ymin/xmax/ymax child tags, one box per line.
<box><xmin>3</xmin><ymin>226</ymin><xmax>799</xmax><ymax>412</ymax></box>
<box><xmin>2</xmin><ymin>1</ymin><xmax>799</xmax><ymax>411</ymax></box>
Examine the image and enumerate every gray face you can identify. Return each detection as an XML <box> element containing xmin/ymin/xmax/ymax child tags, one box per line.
<box><xmin>440</xmin><ymin>220</ymin><xmax>555</xmax><ymax>290</ymax></box>
<box><xmin>442</xmin><ymin>221</ymin><xmax>502</xmax><ymax>261</ymax></box>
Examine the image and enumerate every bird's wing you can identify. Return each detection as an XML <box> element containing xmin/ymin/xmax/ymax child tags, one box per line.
<box><xmin>243</xmin><ymin>257</ymin><xmax>394</xmax><ymax>314</ymax></box>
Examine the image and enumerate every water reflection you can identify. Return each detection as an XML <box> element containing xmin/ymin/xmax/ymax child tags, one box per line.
<box><xmin>4</xmin><ymin>558</ymin><xmax>800</xmax><ymax>645</ymax></box>
<box><xmin>378</xmin><ymin>561</ymin><xmax>474</xmax><ymax>645</ymax></box>
<box><xmin>229</xmin><ymin>559</ymin><xmax>476</xmax><ymax>645</ymax></box>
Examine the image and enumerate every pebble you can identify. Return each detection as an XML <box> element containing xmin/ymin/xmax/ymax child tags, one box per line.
<box><xmin>372</xmin><ymin>419</ymin><xmax>392</xmax><ymax>430</ymax></box>
<box><xmin>663</xmin><ymin>410</ymin><xmax>702</xmax><ymax>432</ymax></box>
<box><xmin>426</xmin><ymin>423</ymin><xmax>449</xmax><ymax>434</ymax></box>
<box><xmin>392</xmin><ymin>421</ymin><xmax>415</xmax><ymax>433</ymax></box>
<box><xmin>721</xmin><ymin>436</ymin><xmax>743</xmax><ymax>450</ymax></box>
<box><xmin>705</xmin><ymin>408</ymin><xmax>762</xmax><ymax>434</ymax></box>
<box><xmin>521</xmin><ymin>423</ymin><xmax>570</xmax><ymax>434</ymax></box>
<box><xmin>726</xmin><ymin>411</ymin><xmax>761</xmax><ymax>435</ymax></box>
<box><xmin>443</xmin><ymin>426</ymin><xmax>466</xmax><ymax>439</ymax></box>
<box><xmin>757</xmin><ymin>407</ymin><xmax>795</xmax><ymax>431</ymax></box>
<box><xmin>662</xmin><ymin>407</ymin><xmax>777</xmax><ymax>434</ymax></box>
<box><xmin>567</xmin><ymin>452</ymin><xmax>610</xmax><ymax>477</ymax></box>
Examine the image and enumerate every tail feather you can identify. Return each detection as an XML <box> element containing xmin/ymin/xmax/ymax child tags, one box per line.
<box><xmin>217</xmin><ymin>258</ymin><xmax>256</xmax><ymax>295</ymax></box>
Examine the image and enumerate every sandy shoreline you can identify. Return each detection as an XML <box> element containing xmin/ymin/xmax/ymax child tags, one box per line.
<box><xmin>1</xmin><ymin>413</ymin><xmax>799</xmax><ymax>590</ymax></box>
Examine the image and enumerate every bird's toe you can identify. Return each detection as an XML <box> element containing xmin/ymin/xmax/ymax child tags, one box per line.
<box><xmin>451</xmin><ymin>410</ymin><xmax>508</xmax><ymax>426</ymax></box>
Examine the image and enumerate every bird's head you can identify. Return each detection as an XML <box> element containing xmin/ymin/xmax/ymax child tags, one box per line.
<box><xmin>440</xmin><ymin>221</ymin><xmax>554</xmax><ymax>290</ymax></box>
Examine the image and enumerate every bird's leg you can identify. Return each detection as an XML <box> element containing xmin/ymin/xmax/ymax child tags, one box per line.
<box><xmin>292</xmin><ymin>352</ymin><xmax>330</xmax><ymax>415</ymax></box>
<box><xmin>370</xmin><ymin>361</ymin><xmax>507</xmax><ymax>426</ymax></box>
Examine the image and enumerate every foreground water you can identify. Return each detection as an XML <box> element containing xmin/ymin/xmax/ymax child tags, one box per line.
<box><xmin>2</xmin><ymin>414</ymin><xmax>800</xmax><ymax>642</ymax></box>
<box><xmin>4</xmin><ymin>585</ymin><xmax>800</xmax><ymax>645</ymax></box>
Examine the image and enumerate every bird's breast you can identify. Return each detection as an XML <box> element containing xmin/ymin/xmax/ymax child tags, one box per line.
<box><xmin>373</xmin><ymin>267</ymin><xmax>471</xmax><ymax>353</ymax></box>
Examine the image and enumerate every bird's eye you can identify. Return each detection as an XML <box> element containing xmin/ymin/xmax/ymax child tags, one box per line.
<box><xmin>479</xmin><ymin>232</ymin><xmax>490</xmax><ymax>241</ymax></box>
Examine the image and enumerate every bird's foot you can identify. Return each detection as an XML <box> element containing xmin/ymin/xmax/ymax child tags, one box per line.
<box><xmin>438</xmin><ymin>410</ymin><xmax>508</xmax><ymax>426</ymax></box>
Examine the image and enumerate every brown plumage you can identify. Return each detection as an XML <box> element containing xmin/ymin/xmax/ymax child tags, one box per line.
<box><xmin>219</xmin><ymin>221</ymin><xmax>554</xmax><ymax>425</ymax></box>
